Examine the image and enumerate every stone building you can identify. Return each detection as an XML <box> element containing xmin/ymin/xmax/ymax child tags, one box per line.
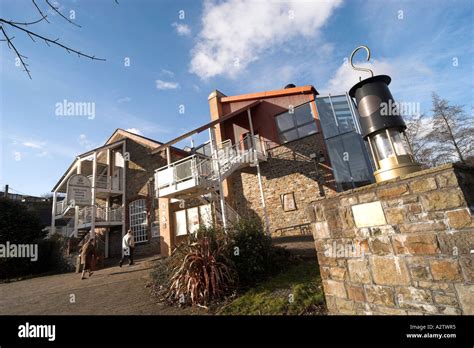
<box><xmin>153</xmin><ymin>85</ymin><xmax>374</xmax><ymax>255</ymax></box>
<box><xmin>51</xmin><ymin>129</ymin><xmax>186</xmax><ymax>257</ymax></box>
<box><xmin>50</xmin><ymin>85</ymin><xmax>375</xmax><ymax>259</ymax></box>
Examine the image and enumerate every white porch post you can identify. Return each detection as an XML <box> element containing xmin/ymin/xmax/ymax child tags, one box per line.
<box><xmin>107</xmin><ymin>148</ymin><xmax>111</xmax><ymax>190</ymax></box>
<box><xmin>105</xmin><ymin>145</ymin><xmax>110</xmax><ymax>261</ymax></box>
<box><xmin>74</xmin><ymin>159</ymin><xmax>81</xmax><ymax>238</ymax></box>
<box><xmin>91</xmin><ymin>151</ymin><xmax>97</xmax><ymax>239</ymax></box>
<box><xmin>51</xmin><ymin>191</ymin><xmax>57</xmax><ymax>236</ymax></box>
<box><xmin>209</xmin><ymin>127</ymin><xmax>228</xmax><ymax>230</ymax></box>
<box><xmin>247</xmin><ymin>108</ymin><xmax>270</xmax><ymax>235</ymax></box>
<box><xmin>122</xmin><ymin>142</ymin><xmax>126</xmax><ymax>239</ymax></box>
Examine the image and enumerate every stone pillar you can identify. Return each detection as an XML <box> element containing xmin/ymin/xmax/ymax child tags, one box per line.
<box><xmin>307</xmin><ymin>164</ymin><xmax>474</xmax><ymax>315</ymax></box>
<box><xmin>159</xmin><ymin>198</ymin><xmax>173</xmax><ymax>257</ymax></box>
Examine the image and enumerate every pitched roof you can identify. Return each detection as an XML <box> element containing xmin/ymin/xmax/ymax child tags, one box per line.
<box><xmin>52</xmin><ymin>129</ymin><xmax>186</xmax><ymax>192</ymax></box>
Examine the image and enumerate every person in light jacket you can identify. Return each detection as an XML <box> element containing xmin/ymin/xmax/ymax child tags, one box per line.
<box><xmin>119</xmin><ymin>229</ymin><xmax>135</xmax><ymax>267</ymax></box>
<box><xmin>79</xmin><ymin>236</ymin><xmax>97</xmax><ymax>280</ymax></box>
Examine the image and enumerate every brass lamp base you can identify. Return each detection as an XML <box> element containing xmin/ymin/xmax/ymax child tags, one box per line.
<box><xmin>374</xmin><ymin>155</ymin><xmax>422</xmax><ymax>183</ymax></box>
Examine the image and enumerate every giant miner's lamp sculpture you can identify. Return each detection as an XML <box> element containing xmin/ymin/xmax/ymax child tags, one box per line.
<box><xmin>348</xmin><ymin>45</ymin><xmax>421</xmax><ymax>182</ymax></box>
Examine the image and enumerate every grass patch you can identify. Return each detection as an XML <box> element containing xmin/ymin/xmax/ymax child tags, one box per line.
<box><xmin>218</xmin><ymin>260</ymin><xmax>326</xmax><ymax>315</ymax></box>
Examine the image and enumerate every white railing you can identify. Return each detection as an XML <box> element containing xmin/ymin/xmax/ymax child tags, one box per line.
<box><xmin>77</xmin><ymin>206</ymin><xmax>123</xmax><ymax>225</ymax></box>
<box><xmin>155</xmin><ymin>134</ymin><xmax>267</xmax><ymax>194</ymax></box>
<box><xmin>56</xmin><ymin>200</ymin><xmax>67</xmax><ymax>215</ymax></box>
<box><xmin>87</xmin><ymin>167</ymin><xmax>122</xmax><ymax>191</ymax></box>
<box><xmin>87</xmin><ymin>174</ymin><xmax>109</xmax><ymax>189</ymax></box>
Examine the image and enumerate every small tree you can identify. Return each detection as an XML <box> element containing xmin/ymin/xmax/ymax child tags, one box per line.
<box><xmin>0</xmin><ymin>198</ymin><xmax>45</xmax><ymax>244</ymax></box>
<box><xmin>404</xmin><ymin>113</ymin><xmax>435</xmax><ymax>167</ymax></box>
<box><xmin>426</xmin><ymin>93</ymin><xmax>473</xmax><ymax>164</ymax></box>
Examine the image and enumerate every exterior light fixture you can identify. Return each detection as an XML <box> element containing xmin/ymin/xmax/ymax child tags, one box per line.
<box><xmin>348</xmin><ymin>45</ymin><xmax>421</xmax><ymax>183</ymax></box>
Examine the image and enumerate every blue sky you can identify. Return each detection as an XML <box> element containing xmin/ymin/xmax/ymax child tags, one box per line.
<box><xmin>0</xmin><ymin>0</ymin><xmax>472</xmax><ymax>196</ymax></box>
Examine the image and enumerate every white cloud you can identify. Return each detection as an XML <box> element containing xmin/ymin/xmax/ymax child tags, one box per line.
<box><xmin>321</xmin><ymin>59</ymin><xmax>396</xmax><ymax>95</ymax></box>
<box><xmin>23</xmin><ymin>141</ymin><xmax>45</xmax><ymax>149</ymax></box>
<box><xmin>117</xmin><ymin>97</ymin><xmax>131</xmax><ymax>104</ymax></box>
<box><xmin>190</xmin><ymin>0</ymin><xmax>343</xmax><ymax>79</ymax></box>
<box><xmin>161</xmin><ymin>69</ymin><xmax>175</xmax><ymax>77</ymax></box>
<box><xmin>156</xmin><ymin>79</ymin><xmax>180</xmax><ymax>90</ymax></box>
<box><xmin>172</xmin><ymin>22</ymin><xmax>191</xmax><ymax>36</ymax></box>
<box><xmin>125</xmin><ymin>128</ymin><xmax>142</xmax><ymax>135</ymax></box>
<box><xmin>78</xmin><ymin>134</ymin><xmax>95</xmax><ymax>149</ymax></box>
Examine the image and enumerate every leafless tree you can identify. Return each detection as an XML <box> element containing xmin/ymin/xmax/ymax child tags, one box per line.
<box><xmin>405</xmin><ymin>93</ymin><xmax>473</xmax><ymax>167</ymax></box>
<box><xmin>404</xmin><ymin>113</ymin><xmax>435</xmax><ymax>167</ymax></box>
<box><xmin>0</xmin><ymin>0</ymin><xmax>109</xmax><ymax>79</ymax></box>
<box><xmin>426</xmin><ymin>93</ymin><xmax>473</xmax><ymax>165</ymax></box>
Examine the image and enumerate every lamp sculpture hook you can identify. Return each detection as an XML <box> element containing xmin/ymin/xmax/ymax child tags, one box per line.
<box><xmin>350</xmin><ymin>45</ymin><xmax>374</xmax><ymax>82</ymax></box>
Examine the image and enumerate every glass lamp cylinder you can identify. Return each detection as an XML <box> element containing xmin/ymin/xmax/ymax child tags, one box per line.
<box><xmin>349</xmin><ymin>75</ymin><xmax>421</xmax><ymax>182</ymax></box>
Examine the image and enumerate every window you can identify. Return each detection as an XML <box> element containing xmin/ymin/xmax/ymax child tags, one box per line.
<box><xmin>186</xmin><ymin>207</ymin><xmax>200</xmax><ymax>234</ymax></box>
<box><xmin>316</xmin><ymin>94</ymin><xmax>375</xmax><ymax>190</ymax></box>
<box><xmin>129</xmin><ymin>199</ymin><xmax>148</xmax><ymax>243</ymax></box>
<box><xmin>174</xmin><ymin>210</ymin><xmax>187</xmax><ymax>236</ymax></box>
<box><xmin>174</xmin><ymin>204</ymin><xmax>213</xmax><ymax>236</ymax></box>
<box><xmin>275</xmin><ymin>102</ymin><xmax>318</xmax><ymax>143</ymax></box>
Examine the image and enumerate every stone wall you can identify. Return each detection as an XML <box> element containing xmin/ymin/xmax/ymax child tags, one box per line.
<box><xmin>231</xmin><ymin>133</ymin><xmax>336</xmax><ymax>236</ymax></box>
<box><xmin>307</xmin><ymin>164</ymin><xmax>474</xmax><ymax>315</ymax></box>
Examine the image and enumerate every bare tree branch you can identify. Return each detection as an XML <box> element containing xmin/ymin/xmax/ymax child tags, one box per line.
<box><xmin>45</xmin><ymin>0</ymin><xmax>81</xmax><ymax>28</ymax></box>
<box><xmin>9</xmin><ymin>16</ymin><xmax>48</xmax><ymax>26</ymax></box>
<box><xmin>32</xmin><ymin>0</ymin><xmax>50</xmax><ymax>24</ymax></box>
<box><xmin>0</xmin><ymin>0</ymin><xmax>109</xmax><ymax>79</ymax></box>
<box><xmin>0</xmin><ymin>19</ymin><xmax>106</xmax><ymax>62</ymax></box>
<box><xmin>0</xmin><ymin>26</ymin><xmax>32</xmax><ymax>79</ymax></box>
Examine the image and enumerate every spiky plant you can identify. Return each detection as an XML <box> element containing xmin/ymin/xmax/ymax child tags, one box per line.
<box><xmin>166</xmin><ymin>227</ymin><xmax>236</xmax><ymax>306</ymax></box>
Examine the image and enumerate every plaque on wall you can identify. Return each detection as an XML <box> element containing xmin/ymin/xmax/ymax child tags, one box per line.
<box><xmin>281</xmin><ymin>192</ymin><xmax>297</xmax><ymax>212</ymax></box>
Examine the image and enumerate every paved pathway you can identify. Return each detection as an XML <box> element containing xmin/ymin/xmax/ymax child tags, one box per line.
<box><xmin>0</xmin><ymin>256</ymin><xmax>203</xmax><ymax>315</ymax></box>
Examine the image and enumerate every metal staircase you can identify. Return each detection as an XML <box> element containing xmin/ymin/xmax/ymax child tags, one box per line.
<box><xmin>155</xmin><ymin>133</ymin><xmax>266</xmax><ymax>199</ymax></box>
<box><xmin>198</xmin><ymin>192</ymin><xmax>240</xmax><ymax>226</ymax></box>
<box><xmin>155</xmin><ymin>134</ymin><xmax>267</xmax><ymax>227</ymax></box>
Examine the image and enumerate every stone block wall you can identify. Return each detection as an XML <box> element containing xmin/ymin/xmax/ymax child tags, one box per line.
<box><xmin>307</xmin><ymin>164</ymin><xmax>473</xmax><ymax>315</ymax></box>
<box><xmin>231</xmin><ymin>133</ymin><xmax>335</xmax><ymax>236</ymax></box>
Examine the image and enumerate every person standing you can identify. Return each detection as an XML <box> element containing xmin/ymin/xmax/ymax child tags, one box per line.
<box><xmin>79</xmin><ymin>236</ymin><xmax>97</xmax><ymax>280</ymax></box>
<box><xmin>120</xmin><ymin>229</ymin><xmax>135</xmax><ymax>267</ymax></box>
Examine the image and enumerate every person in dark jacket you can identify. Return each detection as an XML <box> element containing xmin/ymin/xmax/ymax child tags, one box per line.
<box><xmin>79</xmin><ymin>237</ymin><xmax>97</xmax><ymax>280</ymax></box>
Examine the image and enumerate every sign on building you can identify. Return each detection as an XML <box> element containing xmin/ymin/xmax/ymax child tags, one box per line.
<box><xmin>66</xmin><ymin>174</ymin><xmax>92</xmax><ymax>206</ymax></box>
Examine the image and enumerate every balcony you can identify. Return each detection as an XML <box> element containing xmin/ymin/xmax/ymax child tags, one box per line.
<box><xmin>87</xmin><ymin>167</ymin><xmax>123</xmax><ymax>196</ymax></box>
<box><xmin>77</xmin><ymin>206</ymin><xmax>123</xmax><ymax>227</ymax></box>
<box><xmin>155</xmin><ymin>134</ymin><xmax>267</xmax><ymax>199</ymax></box>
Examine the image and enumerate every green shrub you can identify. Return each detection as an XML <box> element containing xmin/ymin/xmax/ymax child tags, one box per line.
<box><xmin>228</xmin><ymin>219</ymin><xmax>290</xmax><ymax>287</ymax></box>
<box><xmin>149</xmin><ymin>219</ymin><xmax>292</xmax><ymax>307</ymax></box>
<box><xmin>0</xmin><ymin>198</ymin><xmax>72</xmax><ymax>280</ymax></box>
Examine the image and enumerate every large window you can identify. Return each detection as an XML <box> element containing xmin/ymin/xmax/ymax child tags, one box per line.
<box><xmin>275</xmin><ymin>102</ymin><xmax>318</xmax><ymax>143</ymax></box>
<box><xmin>315</xmin><ymin>94</ymin><xmax>374</xmax><ymax>190</ymax></box>
<box><xmin>174</xmin><ymin>204</ymin><xmax>213</xmax><ymax>236</ymax></box>
<box><xmin>129</xmin><ymin>199</ymin><xmax>148</xmax><ymax>243</ymax></box>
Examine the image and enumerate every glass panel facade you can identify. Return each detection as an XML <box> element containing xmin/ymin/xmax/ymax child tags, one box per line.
<box><xmin>275</xmin><ymin>102</ymin><xmax>318</xmax><ymax>143</ymax></box>
<box><xmin>316</xmin><ymin>94</ymin><xmax>374</xmax><ymax>190</ymax></box>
